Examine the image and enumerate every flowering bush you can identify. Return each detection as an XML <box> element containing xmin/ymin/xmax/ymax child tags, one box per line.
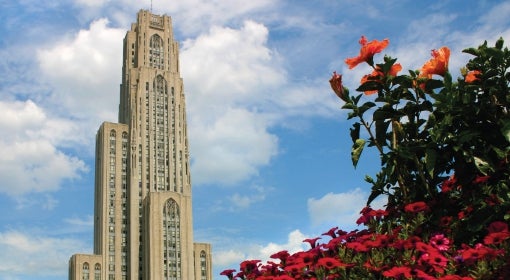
<box><xmin>221</xmin><ymin>37</ymin><xmax>510</xmax><ymax>279</ymax></box>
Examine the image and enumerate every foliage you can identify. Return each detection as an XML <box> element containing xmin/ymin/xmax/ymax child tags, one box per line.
<box><xmin>220</xmin><ymin>37</ymin><xmax>510</xmax><ymax>279</ymax></box>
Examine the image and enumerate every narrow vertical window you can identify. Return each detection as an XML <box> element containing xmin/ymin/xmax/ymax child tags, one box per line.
<box><xmin>200</xmin><ymin>251</ymin><xmax>208</xmax><ymax>280</ymax></box>
<box><xmin>94</xmin><ymin>263</ymin><xmax>101</xmax><ymax>280</ymax></box>
<box><xmin>163</xmin><ymin>199</ymin><xmax>181</xmax><ymax>279</ymax></box>
<box><xmin>149</xmin><ymin>34</ymin><xmax>164</xmax><ymax>69</ymax></box>
<box><xmin>83</xmin><ymin>262</ymin><xmax>90</xmax><ymax>280</ymax></box>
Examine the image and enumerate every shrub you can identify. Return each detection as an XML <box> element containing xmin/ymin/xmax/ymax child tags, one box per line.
<box><xmin>221</xmin><ymin>37</ymin><xmax>510</xmax><ymax>280</ymax></box>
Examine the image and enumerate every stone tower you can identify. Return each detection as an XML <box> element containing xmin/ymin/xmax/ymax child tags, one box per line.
<box><xmin>69</xmin><ymin>9</ymin><xmax>212</xmax><ymax>280</ymax></box>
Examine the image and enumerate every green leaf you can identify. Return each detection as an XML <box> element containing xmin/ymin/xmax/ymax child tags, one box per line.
<box><xmin>375</xmin><ymin>120</ymin><xmax>390</xmax><ymax>148</ymax></box>
<box><xmin>425</xmin><ymin>148</ymin><xmax>437</xmax><ymax>177</ymax></box>
<box><xmin>495</xmin><ymin>37</ymin><xmax>504</xmax><ymax>49</ymax></box>
<box><xmin>356</xmin><ymin>81</ymin><xmax>380</xmax><ymax>93</ymax></box>
<box><xmin>358</xmin><ymin>101</ymin><xmax>376</xmax><ymax>117</ymax></box>
<box><xmin>341</xmin><ymin>102</ymin><xmax>354</xmax><ymax>110</ymax></box>
<box><xmin>351</xmin><ymin>138</ymin><xmax>366</xmax><ymax>168</ymax></box>
<box><xmin>365</xmin><ymin>175</ymin><xmax>375</xmax><ymax>184</ymax></box>
<box><xmin>425</xmin><ymin>79</ymin><xmax>444</xmax><ymax>91</ymax></box>
<box><xmin>462</xmin><ymin>47</ymin><xmax>480</xmax><ymax>56</ymax></box>
<box><xmin>474</xmin><ymin>156</ymin><xmax>493</xmax><ymax>175</ymax></box>
<box><xmin>350</xmin><ymin>123</ymin><xmax>361</xmax><ymax>143</ymax></box>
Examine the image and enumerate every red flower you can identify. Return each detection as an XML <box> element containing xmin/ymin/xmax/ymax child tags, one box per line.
<box><xmin>240</xmin><ymin>259</ymin><xmax>261</xmax><ymax>274</ymax></box>
<box><xmin>458</xmin><ymin>206</ymin><xmax>473</xmax><ymax>220</ymax></box>
<box><xmin>473</xmin><ymin>175</ymin><xmax>490</xmax><ymax>184</ymax></box>
<box><xmin>329</xmin><ymin>71</ymin><xmax>346</xmax><ymax>101</ymax></box>
<box><xmin>382</xmin><ymin>266</ymin><xmax>412</xmax><ymax>279</ymax></box>
<box><xmin>283</xmin><ymin>264</ymin><xmax>304</xmax><ymax>275</ymax></box>
<box><xmin>303</xmin><ymin>237</ymin><xmax>321</xmax><ymax>249</ymax></box>
<box><xmin>345</xmin><ymin>241</ymin><xmax>369</xmax><ymax>252</ymax></box>
<box><xmin>415</xmin><ymin>241</ymin><xmax>436</xmax><ymax>253</ymax></box>
<box><xmin>439</xmin><ymin>216</ymin><xmax>453</xmax><ymax>228</ymax></box>
<box><xmin>440</xmin><ymin>175</ymin><xmax>458</xmax><ymax>193</ymax></box>
<box><xmin>404</xmin><ymin>201</ymin><xmax>429</xmax><ymax>213</ymax></box>
<box><xmin>270</xmin><ymin>250</ymin><xmax>290</xmax><ymax>264</ymax></box>
<box><xmin>465</xmin><ymin>70</ymin><xmax>481</xmax><ymax>83</ymax></box>
<box><xmin>420</xmin><ymin>251</ymin><xmax>448</xmax><ymax>272</ymax></box>
<box><xmin>288</xmin><ymin>251</ymin><xmax>316</xmax><ymax>266</ymax></box>
<box><xmin>439</xmin><ymin>276</ymin><xmax>475</xmax><ymax>280</ymax></box>
<box><xmin>461</xmin><ymin>246</ymin><xmax>491</xmax><ymax>264</ymax></box>
<box><xmin>488</xmin><ymin>221</ymin><xmax>509</xmax><ymax>233</ymax></box>
<box><xmin>420</xmin><ymin>46</ymin><xmax>450</xmax><ymax>78</ymax></box>
<box><xmin>322</xmin><ymin>227</ymin><xmax>338</xmax><ymax>238</ymax></box>
<box><xmin>315</xmin><ymin>257</ymin><xmax>347</xmax><ymax>270</ymax></box>
<box><xmin>345</xmin><ymin>35</ymin><xmax>389</xmax><ymax>69</ymax></box>
<box><xmin>220</xmin><ymin>269</ymin><xmax>236</xmax><ymax>278</ymax></box>
<box><xmin>412</xmin><ymin>269</ymin><xmax>435</xmax><ymax>280</ymax></box>
<box><xmin>274</xmin><ymin>276</ymin><xmax>295</xmax><ymax>280</ymax></box>
<box><xmin>357</xmin><ymin>207</ymin><xmax>388</xmax><ymax>225</ymax></box>
<box><xmin>484</xmin><ymin>232</ymin><xmax>510</xmax><ymax>245</ymax></box>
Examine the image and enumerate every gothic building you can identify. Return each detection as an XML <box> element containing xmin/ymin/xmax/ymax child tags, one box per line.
<box><xmin>69</xmin><ymin>9</ymin><xmax>212</xmax><ymax>280</ymax></box>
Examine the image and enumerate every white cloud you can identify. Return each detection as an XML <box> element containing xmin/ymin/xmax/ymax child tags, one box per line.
<box><xmin>214</xmin><ymin>229</ymin><xmax>308</xmax><ymax>267</ymax></box>
<box><xmin>307</xmin><ymin>188</ymin><xmax>387</xmax><ymax>230</ymax></box>
<box><xmin>307</xmin><ymin>188</ymin><xmax>366</xmax><ymax>228</ymax></box>
<box><xmin>190</xmin><ymin>108</ymin><xmax>278</xmax><ymax>185</ymax></box>
<box><xmin>0</xmin><ymin>100</ymin><xmax>87</xmax><ymax>197</ymax></box>
<box><xmin>0</xmin><ymin>230</ymin><xmax>89</xmax><ymax>277</ymax></box>
<box><xmin>140</xmin><ymin>0</ymin><xmax>275</xmax><ymax>35</ymax></box>
<box><xmin>65</xmin><ymin>215</ymin><xmax>94</xmax><ymax>228</ymax></box>
<box><xmin>227</xmin><ymin>185</ymin><xmax>269</xmax><ymax>209</ymax></box>
<box><xmin>37</xmin><ymin>18</ymin><xmax>124</xmax><ymax>125</ymax></box>
<box><xmin>74</xmin><ymin>0</ymin><xmax>109</xmax><ymax>8</ymax></box>
<box><xmin>181</xmin><ymin>20</ymin><xmax>286</xmax><ymax>106</ymax></box>
<box><xmin>181</xmin><ymin>21</ymin><xmax>283</xmax><ymax>185</ymax></box>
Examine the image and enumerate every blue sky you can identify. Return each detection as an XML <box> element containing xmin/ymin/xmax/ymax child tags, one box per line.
<box><xmin>0</xmin><ymin>0</ymin><xmax>509</xmax><ymax>279</ymax></box>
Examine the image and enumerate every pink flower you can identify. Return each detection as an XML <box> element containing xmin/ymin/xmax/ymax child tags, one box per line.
<box><xmin>430</xmin><ymin>234</ymin><xmax>450</xmax><ymax>251</ymax></box>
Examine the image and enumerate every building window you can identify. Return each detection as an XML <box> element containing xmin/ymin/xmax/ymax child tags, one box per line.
<box><xmin>153</xmin><ymin>75</ymin><xmax>169</xmax><ymax>191</ymax></box>
<box><xmin>94</xmin><ymin>263</ymin><xmax>101</xmax><ymax>280</ymax></box>
<box><xmin>163</xmin><ymin>199</ymin><xmax>181</xmax><ymax>279</ymax></box>
<box><xmin>200</xmin><ymin>251</ymin><xmax>208</xmax><ymax>280</ymax></box>
<box><xmin>149</xmin><ymin>34</ymin><xmax>164</xmax><ymax>69</ymax></box>
<box><xmin>82</xmin><ymin>262</ymin><xmax>90</xmax><ymax>280</ymax></box>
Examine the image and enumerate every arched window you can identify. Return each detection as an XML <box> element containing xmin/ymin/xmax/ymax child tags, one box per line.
<box><xmin>163</xmin><ymin>199</ymin><xmax>181</xmax><ymax>279</ymax></box>
<box><xmin>200</xmin><ymin>251</ymin><xmax>208</xmax><ymax>280</ymax></box>
<box><xmin>150</xmin><ymin>34</ymin><xmax>164</xmax><ymax>69</ymax></box>
<box><xmin>94</xmin><ymin>263</ymin><xmax>101</xmax><ymax>280</ymax></box>
<box><xmin>82</xmin><ymin>262</ymin><xmax>90</xmax><ymax>280</ymax></box>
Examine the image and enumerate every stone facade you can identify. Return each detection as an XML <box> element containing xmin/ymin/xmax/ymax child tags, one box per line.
<box><xmin>69</xmin><ymin>9</ymin><xmax>212</xmax><ymax>280</ymax></box>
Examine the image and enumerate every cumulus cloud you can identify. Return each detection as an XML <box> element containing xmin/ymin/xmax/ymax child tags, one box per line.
<box><xmin>190</xmin><ymin>108</ymin><xmax>278</xmax><ymax>185</ymax></box>
<box><xmin>0</xmin><ymin>100</ymin><xmax>87</xmax><ymax>196</ymax></box>
<box><xmin>214</xmin><ymin>229</ymin><xmax>308</xmax><ymax>267</ymax></box>
<box><xmin>37</xmin><ymin>18</ymin><xmax>124</xmax><ymax>125</ymax></box>
<box><xmin>307</xmin><ymin>188</ymin><xmax>387</xmax><ymax>230</ymax></box>
<box><xmin>181</xmin><ymin>21</ymin><xmax>284</xmax><ymax>186</ymax></box>
<box><xmin>227</xmin><ymin>185</ymin><xmax>269</xmax><ymax>210</ymax></box>
<box><xmin>0</xmin><ymin>230</ymin><xmax>88</xmax><ymax>277</ymax></box>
